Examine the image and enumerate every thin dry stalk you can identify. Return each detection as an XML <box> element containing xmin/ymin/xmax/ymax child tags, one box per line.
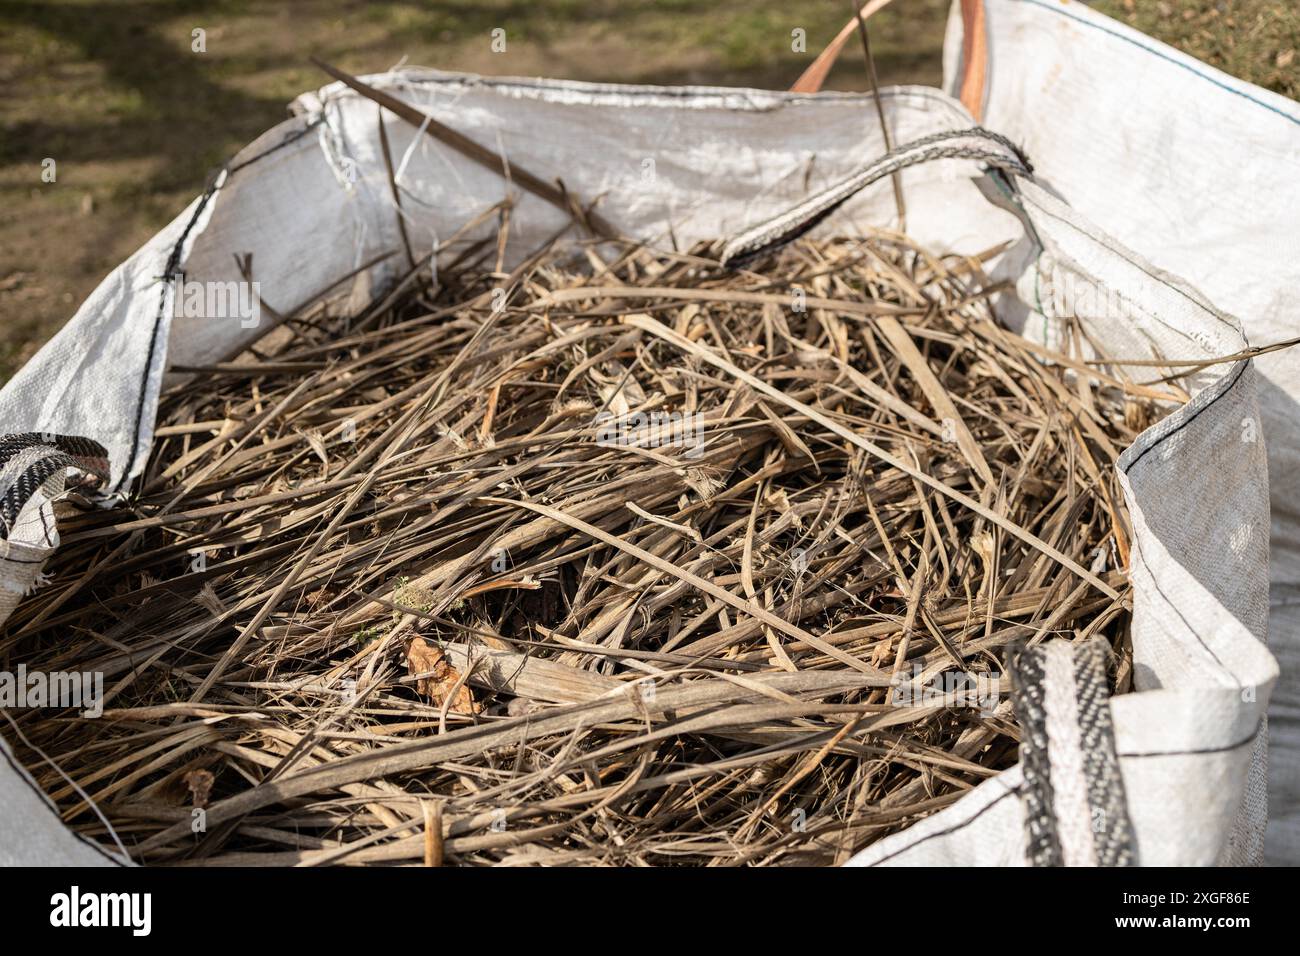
<box><xmin>2</xmin><ymin>224</ymin><xmax>1165</xmax><ymax>866</ymax></box>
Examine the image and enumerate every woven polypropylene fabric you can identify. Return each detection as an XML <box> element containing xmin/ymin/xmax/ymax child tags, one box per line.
<box><xmin>719</xmin><ymin>127</ymin><xmax>1031</xmax><ymax>267</ymax></box>
<box><xmin>1009</xmin><ymin>641</ymin><xmax>1136</xmax><ymax>867</ymax></box>
<box><xmin>0</xmin><ymin>62</ymin><xmax>1282</xmax><ymax>866</ymax></box>
<box><xmin>1009</xmin><ymin>646</ymin><xmax>1066</xmax><ymax>866</ymax></box>
<box><xmin>1073</xmin><ymin>639</ymin><xmax>1137</xmax><ymax>866</ymax></box>
<box><xmin>948</xmin><ymin>0</ymin><xmax>1300</xmax><ymax>864</ymax></box>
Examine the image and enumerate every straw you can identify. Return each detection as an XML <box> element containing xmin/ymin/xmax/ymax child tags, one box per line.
<box><xmin>1</xmin><ymin>224</ymin><xmax>1163</xmax><ymax>866</ymax></box>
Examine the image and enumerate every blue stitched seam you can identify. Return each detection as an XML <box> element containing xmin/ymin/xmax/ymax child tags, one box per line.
<box><xmin>1007</xmin><ymin>0</ymin><xmax>1300</xmax><ymax>128</ymax></box>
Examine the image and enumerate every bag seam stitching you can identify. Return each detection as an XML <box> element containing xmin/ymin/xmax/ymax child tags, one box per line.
<box><xmin>1004</xmin><ymin>0</ymin><xmax>1300</xmax><ymax>128</ymax></box>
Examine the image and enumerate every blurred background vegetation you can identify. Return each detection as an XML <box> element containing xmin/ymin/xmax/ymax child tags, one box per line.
<box><xmin>1</xmin><ymin>0</ymin><xmax>1296</xmax><ymax>379</ymax></box>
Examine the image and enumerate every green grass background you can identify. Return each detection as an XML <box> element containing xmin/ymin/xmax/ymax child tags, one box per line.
<box><xmin>1</xmin><ymin>1</ymin><xmax>1295</xmax><ymax>378</ymax></box>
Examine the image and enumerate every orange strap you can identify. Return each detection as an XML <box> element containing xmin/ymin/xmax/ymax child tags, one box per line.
<box><xmin>791</xmin><ymin>0</ymin><xmax>988</xmax><ymax>122</ymax></box>
<box><xmin>958</xmin><ymin>0</ymin><xmax>988</xmax><ymax>121</ymax></box>
<box><xmin>789</xmin><ymin>0</ymin><xmax>896</xmax><ymax>94</ymax></box>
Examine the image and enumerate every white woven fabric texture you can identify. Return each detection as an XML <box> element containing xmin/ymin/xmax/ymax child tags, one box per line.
<box><xmin>943</xmin><ymin>0</ymin><xmax>1300</xmax><ymax>864</ymax></box>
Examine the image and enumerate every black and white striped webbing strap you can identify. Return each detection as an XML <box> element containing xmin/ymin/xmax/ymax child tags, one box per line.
<box><xmin>1009</xmin><ymin>637</ymin><xmax>1137</xmax><ymax>867</ymax></box>
<box><xmin>718</xmin><ymin>126</ymin><xmax>1033</xmax><ymax>269</ymax></box>
<box><xmin>0</xmin><ymin>433</ymin><xmax>110</xmax><ymax>541</ymax></box>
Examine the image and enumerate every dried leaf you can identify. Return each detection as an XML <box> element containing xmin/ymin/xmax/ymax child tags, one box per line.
<box><xmin>184</xmin><ymin>769</ymin><xmax>214</xmax><ymax>808</ymax></box>
<box><xmin>407</xmin><ymin>637</ymin><xmax>479</xmax><ymax>714</ymax></box>
<box><xmin>300</xmin><ymin>428</ymin><xmax>330</xmax><ymax>468</ymax></box>
<box><xmin>194</xmin><ymin>583</ymin><xmax>225</xmax><ymax>617</ymax></box>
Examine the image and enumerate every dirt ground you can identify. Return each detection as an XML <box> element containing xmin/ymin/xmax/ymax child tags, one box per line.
<box><xmin>1</xmin><ymin>0</ymin><xmax>1296</xmax><ymax>380</ymax></box>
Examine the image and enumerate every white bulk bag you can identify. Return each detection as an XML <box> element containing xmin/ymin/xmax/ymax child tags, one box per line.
<box><xmin>939</xmin><ymin>0</ymin><xmax>1300</xmax><ymax>865</ymax></box>
<box><xmin>0</xmin><ymin>9</ymin><xmax>1284</xmax><ymax>864</ymax></box>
